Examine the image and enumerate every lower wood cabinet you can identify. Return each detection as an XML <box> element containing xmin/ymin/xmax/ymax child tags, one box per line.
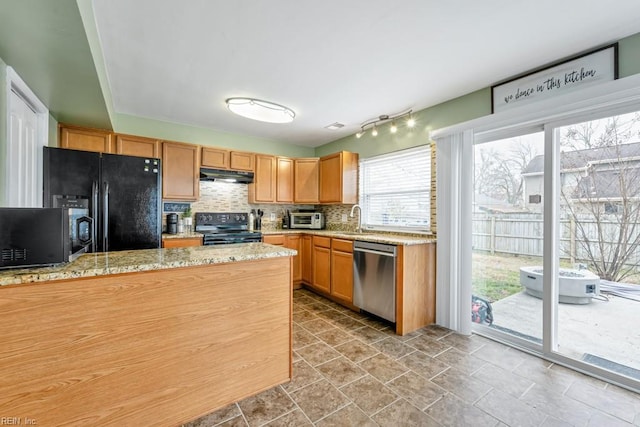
<box><xmin>330</xmin><ymin>238</ymin><xmax>353</xmax><ymax>303</ymax></box>
<box><xmin>285</xmin><ymin>235</ymin><xmax>302</xmax><ymax>285</ymax></box>
<box><xmin>263</xmin><ymin>234</ymin><xmax>301</xmax><ymax>287</ymax></box>
<box><xmin>311</xmin><ymin>236</ymin><xmax>331</xmax><ymax>294</ymax></box>
<box><xmin>301</xmin><ymin>235</ymin><xmax>313</xmax><ymax>284</ymax></box>
<box><xmin>162</xmin><ymin>237</ymin><xmax>203</xmax><ymax>248</ymax></box>
<box><xmin>308</xmin><ymin>236</ymin><xmax>353</xmax><ymax>303</ymax></box>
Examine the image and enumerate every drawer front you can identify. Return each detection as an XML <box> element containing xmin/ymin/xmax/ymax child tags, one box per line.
<box><xmin>313</xmin><ymin>236</ymin><xmax>331</xmax><ymax>249</ymax></box>
<box><xmin>332</xmin><ymin>238</ymin><xmax>353</xmax><ymax>253</ymax></box>
<box><xmin>263</xmin><ymin>235</ymin><xmax>285</xmax><ymax>245</ymax></box>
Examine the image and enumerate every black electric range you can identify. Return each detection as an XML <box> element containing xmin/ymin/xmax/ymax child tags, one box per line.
<box><xmin>195</xmin><ymin>212</ymin><xmax>262</xmax><ymax>245</ymax></box>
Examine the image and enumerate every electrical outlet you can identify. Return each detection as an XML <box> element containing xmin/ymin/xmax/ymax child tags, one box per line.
<box><xmin>270</xmin><ymin>212</ymin><xmax>276</xmax><ymax>221</ymax></box>
<box><xmin>341</xmin><ymin>214</ymin><xmax>348</xmax><ymax>222</ymax></box>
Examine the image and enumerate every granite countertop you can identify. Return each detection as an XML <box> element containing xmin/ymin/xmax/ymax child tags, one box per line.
<box><xmin>0</xmin><ymin>243</ymin><xmax>296</xmax><ymax>287</ymax></box>
<box><xmin>162</xmin><ymin>232</ymin><xmax>204</xmax><ymax>239</ymax></box>
<box><xmin>261</xmin><ymin>229</ymin><xmax>436</xmax><ymax>246</ymax></box>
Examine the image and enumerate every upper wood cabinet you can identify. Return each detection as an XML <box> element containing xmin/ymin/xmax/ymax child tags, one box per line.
<box><xmin>162</xmin><ymin>141</ymin><xmax>200</xmax><ymax>201</ymax></box>
<box><xmin>201</xmin><ymin>147</ymin><xmax>230</xmax><ymax>169</ymax></box>
<box><xmin>59</xmin><ymin>124</ymin><xmax>113</xmax><ymax>153</ymax></box>
<box><xmin>294</xmin><ymin>158</ymin><xmax>319</xmax><ymax>204</ymax></box>
<box><xmin>115</xmin><ymin>134</ymin><xmax>161</xmax><ymax>159</ymax></box>
<box><xmin>249</xmin><ymin>154</ymin><xmax>276</xmax><ymax>203</ymax></box>
<box><xmin>276</xmin><ymin>157</ymin><xmax>294</xmax><ymax>203</ymax></box>
<box><xmin>201</xmin><ymin>148</ymin><xmax>255</xmax><ymax>172</ymax></box>
<box><xmin>319</xmin><ymin>151</ymin><xmax>359</xmax><ymax>204</ymax></box>
<box><xmin>230</xmin><ymin>151</ymin><xmax>255</xmax><ymax>171</ymax></box>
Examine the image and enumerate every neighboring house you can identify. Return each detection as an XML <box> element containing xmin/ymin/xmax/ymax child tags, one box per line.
<box><xmin>521</xmin><ymin>142</ymin><xmax>640</xmax><ymax>213</ymax></box>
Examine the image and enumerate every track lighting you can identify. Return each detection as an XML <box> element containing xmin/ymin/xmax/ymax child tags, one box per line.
<box><xmin>354</xmin><ymin>109</ymin><xmax>414</xmax><ymax>138</ymax></box>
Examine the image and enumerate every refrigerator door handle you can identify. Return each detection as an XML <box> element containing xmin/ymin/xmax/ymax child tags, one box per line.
<box><xmin>92</xmin><ymin>181</ymin><xmax>99</xmax><ymax>253</ymax></box>
<box><xmin>103</xmin><ymin>181</ymin><xmax>110</xmax><ymax>252</ymax></box>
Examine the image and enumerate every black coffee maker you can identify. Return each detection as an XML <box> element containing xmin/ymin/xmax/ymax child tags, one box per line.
<box><xmin>167</xmin><ymin>213</ymin><xmax>178</xmax><ymax>234</ymax></box>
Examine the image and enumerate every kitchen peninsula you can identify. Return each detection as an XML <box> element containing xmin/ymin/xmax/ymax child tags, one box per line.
<box><xmin>0</xmin><ymin>244</ymin><xmax>295</xmax><ymax>427</ymax></box>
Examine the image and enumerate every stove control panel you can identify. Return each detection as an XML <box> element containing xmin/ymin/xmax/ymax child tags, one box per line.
<box><xmin>195</xmin><ymin>212</ymin><xmax>248</xmax><ymax>227</ymax></box>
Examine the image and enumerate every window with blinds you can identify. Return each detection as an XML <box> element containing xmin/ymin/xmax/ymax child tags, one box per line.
<box><xmin>359</xmin><ymin>145</ymin><xmax>431</xmax><ymax>231</ymax></box>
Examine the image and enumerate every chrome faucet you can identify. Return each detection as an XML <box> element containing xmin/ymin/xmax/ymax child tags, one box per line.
<box><xmin>350</xmin><ymin>204</ymin><xmax>362</xmax><ymax>233</ymax></box>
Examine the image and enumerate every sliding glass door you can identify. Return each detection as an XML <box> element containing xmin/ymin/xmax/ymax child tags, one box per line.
<box><xmin>554</xmin><ymin>111</ymin><xmax>640</xmax><ymax>381</ymax></box>
<box><xmin>472</xmin><ymin>131</ymin><xmax>545</xmax><ymax>346</ymax></box>
<box><xmin>471</xmin><ymin>108</ymin><xmax>640</xmax><ymax>390</ymax></box>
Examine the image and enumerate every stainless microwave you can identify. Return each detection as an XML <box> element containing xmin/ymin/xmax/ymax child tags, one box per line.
<box><xmin>290</xmin><ymin>212</ymin><xmax>325</xmax><ymax>229</ymax></box>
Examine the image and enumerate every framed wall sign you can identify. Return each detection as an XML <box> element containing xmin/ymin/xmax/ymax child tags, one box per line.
<box><xmin>492</xmin><ymin>44</ymin><xmax>618</xmax><ymax>113</ymax></box>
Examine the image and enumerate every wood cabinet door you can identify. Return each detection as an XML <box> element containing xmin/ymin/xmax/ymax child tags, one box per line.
<box><xmin>301</xmin><ymin>235</ymin><xmax>313</xmax><ymax>284</ymax></box>
<box><xmin>312</xmin><ymin>244</ymin><xmax>331</xmax><ymax>294</ymax></box>
<box><xmin>294</xmin><ymin>158</ymin><xmax>319</xmax><ymax>204</ymax></box>
<box><xmin>115</xmin><ymin>134</ymin><xmax>161</xmax><ymax>158</ymax></box>
<box><xmin>276</xmin><ymin>157</ymin><xmax>294</xmax><ymax>203</ymax></box>
<box><xmin>331</xmin><ymin>239</ymin><xmax>354</xmax><ymax>302</ymax></box>
<box><xmin>250</xmin><ymin>154</ymin><xmax>276</xmax><ymax>203</ymax></box>
<box><xmin>201</xmin><ymin>147</ymin><xmax>230</xmax><ymax>169</ymax></box>
<box><xmin>285</xmin><ymin>235</ymin><xmax>302</xmax><ymax>284</ymax></box>
<box><xmin>230</xmin><ymin>151</ymin><xmax>255</xmax><ymax>171</ymax></box>
<box><xmin>59</xmin><ymin>125</ymin><xmax>113</xmax><ymax>153</ymax></box>
<box><xmin>319</xmin><ymin>152</ymin><xmax>341</xmax><ymax>203</ymax></box>
<box><xmin>162</xmin><ymin>237</ymin><xmax>203</xmax><ymax>248</ymax></box>
<box><xmin>162</xmin><ymin>141</ymin><xmax>200</xmax><ymax>201</ymax></box>
<box><xmin>319</xmin><ymin>151</ymin><xmax>358</xmax><ymax>204</ymax></box>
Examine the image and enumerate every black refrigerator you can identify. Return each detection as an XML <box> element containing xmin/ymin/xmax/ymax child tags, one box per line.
<box><xmin>43</xmin><ymin>147</ymin><xmax>162</xmax><ymax>253</ymax></box>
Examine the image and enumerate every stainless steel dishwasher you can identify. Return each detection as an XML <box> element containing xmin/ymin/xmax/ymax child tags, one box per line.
<box><xmin>353</xmin><ymin>241</ymin><xmax>397</xmax><ymax>322</ymax></box>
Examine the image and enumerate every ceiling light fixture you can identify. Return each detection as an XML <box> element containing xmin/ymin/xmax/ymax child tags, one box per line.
<box><xmin>355</xmin><ymin>109</ymin><xmax>414</xmax><ymax>138</ymax></box>
<box><xmin>226</xmin><ymin>97</ymin><xmax>295</xmax><ymax>124</ymax></box>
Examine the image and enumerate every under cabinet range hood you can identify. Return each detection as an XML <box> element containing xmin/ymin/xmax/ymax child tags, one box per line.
<box><xmin>199</xmin><ymin>167</ymin><xmax>254</xmax><ymax>184</ymax></box>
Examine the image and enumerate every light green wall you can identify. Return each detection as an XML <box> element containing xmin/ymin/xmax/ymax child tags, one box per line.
<box><xmin>113</xmin><ymin>113</ymin><xmax>315</xmax><ymax>157</ymax></box>
<box><xmin>317</xmin><ymin>32</ymin><xmax>640</xmax><ymax>159</ymax></box>
<box><xmin>48</xmin><ymin>114</ymin><xmax>58</xmax><ymax>146</ymax></box>
<box><xmin>619</xmin><ymin>32</ymin><xmax>640</xmax><ymax>78</ymax></box>
<box><xmin>315</xmin><ymin>89</ymin><xmax>491</xmax><ymax>159</ymax></box>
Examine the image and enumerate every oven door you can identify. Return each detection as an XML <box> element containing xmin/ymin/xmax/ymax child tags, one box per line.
<box><xmin>203</xmin><ymin>232</ymin><xmax>262</xmax><ymax>245</ymax></box>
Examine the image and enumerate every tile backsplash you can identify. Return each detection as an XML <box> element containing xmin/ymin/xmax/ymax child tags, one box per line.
<box><xmin>182</xmin><ymin>181</ymin><xmax>361</xmax><ymax>231</ymax></box>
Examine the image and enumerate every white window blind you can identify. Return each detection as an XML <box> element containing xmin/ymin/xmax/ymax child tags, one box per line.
<box><xmin>360</xmin><ymin>145</ymin><xmax>431</xmax><ymax>231</ymax></box>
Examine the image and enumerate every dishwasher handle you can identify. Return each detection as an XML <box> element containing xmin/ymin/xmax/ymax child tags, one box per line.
<box><xmin>353</xmin><ymin>247</ymin><xmax>396</xmax><ymax>257</ymax></box>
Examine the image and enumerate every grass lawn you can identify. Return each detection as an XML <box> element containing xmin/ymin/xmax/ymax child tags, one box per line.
<box><xmin>472</xmin><ymin>252</ymin><xmax>540</xmax><ymax>302</ymax></box>
<box><xmin>472</xmin><ymin>251</ymin><xmax>640</xmax><ymax>302</ymax></box>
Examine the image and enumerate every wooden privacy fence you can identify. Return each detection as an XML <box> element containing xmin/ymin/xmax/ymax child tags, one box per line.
<box><xmin>472</xmin><ymin>214</ymin><xmax>640</xmax><ymax>268</ymax></box>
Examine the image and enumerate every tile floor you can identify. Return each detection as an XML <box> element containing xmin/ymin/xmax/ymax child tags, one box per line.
<box><xmin>184</xmin><ymin>289</ymin><xmax>640</xmax><ymax>427</ymax></box>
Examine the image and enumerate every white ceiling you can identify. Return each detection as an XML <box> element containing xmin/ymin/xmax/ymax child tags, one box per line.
<box><xmin>91</xmin><ymin>0</ymin><xmax>640</xmax><ymax>148</ymax></box>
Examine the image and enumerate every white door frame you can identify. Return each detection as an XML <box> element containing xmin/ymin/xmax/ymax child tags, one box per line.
<box><xmin>5</xmin><ymin>66</ymin><xmax>49</xmax><ymax>207</ymax></box>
